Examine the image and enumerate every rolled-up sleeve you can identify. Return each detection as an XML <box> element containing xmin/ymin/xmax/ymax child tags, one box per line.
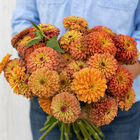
<box><xmin>132</xmin><ymin>0</ymin><xmax>140</xmax><ymax>61</ymax></box>
<box><xmin>12</xmin><ymin>0</ymin><xmax>40</xmax><ymax>35</ymax></box>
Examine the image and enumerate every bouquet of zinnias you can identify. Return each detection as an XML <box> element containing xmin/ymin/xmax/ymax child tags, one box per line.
<box><xmin>0</xmin><ymin>16</ymin><xmax>139</xmax><ymax>140</ymax></box>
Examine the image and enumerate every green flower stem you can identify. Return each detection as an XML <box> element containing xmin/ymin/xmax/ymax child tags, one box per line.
<box><xmin>40</xmin><ymin>124</ymin><xmax>51</xmax><ymax>132</ymax></box>
<box><xmin>85</xmin><ymin>119</ymin><xmax>104</xmax><ymax>138</ymax></box>
<box><xmin>82</xmin><ymin>120</ymin><xmax>101</xmax><ymax>140</ymax></box>
<box><xmin>60</xmin><ymin>123</ymin><xmax>64</xmax><ymax>140</ymax></box>
<box><xmin>44</xmin><ymin>116</ymin><xmax>53</xmax><ymax>126</ymax></box>
<box><xmin>78</xmin><ymin>120</ymin><xmax>92</xmax><ymax>140</ymax></box>
<box><xmin>72</xmin><ymin>123</ymin><xmax>83</xmax><ymax>140</ymax></box>
<box><xmin>67</xmin><ymin>123</ymin><xmax>72</xmax><ymax>137</ymax></box>
<box><xmin>64</xmin><ymin>124</ymin><xmax>69</xmax><ymax>140</ymax></box>
<box><xmin>39</xmin><ymin>121</ymin><xmax>59</xmax><ymax>140</ymax></box>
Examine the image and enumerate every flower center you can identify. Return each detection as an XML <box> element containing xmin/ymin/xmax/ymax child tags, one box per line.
<box><xmin>11</xmin><ymin>67</ymin><xmax>14</xmax><ymax>70</ymax></box>
<box><xmin>61</xmin><ymin>106</ymin><xmax>67</xmax><ymax>112</ymax></box>
<box><xmin>126</xmin><ymin>94</ymin><xmax>130</xmax><ymax>100</ymax></box>
<box><xmin>118</xmin><ymin>76</ymin><xmax>123</xmax><ymax>81</ymax></box>
<box><xmin>40</xmin><ymin>57</ymin><xmax>44</xmax><ymax>61</ymax></box>
<box><xmin>79</xmin><ymin>65</ymin><xmax>84</xmax><ymax>69</ymax></box>
<box><xmin>66</xmin><ymin>58</ymin><xmax>70</xmax><ymax>62</ymax></box>
<box><xmin>61</xmin><ymin>80</ymin><xmax>66</xmax><ymax>85</ymax></box>
<box><xmin>25</xmin><ymin>78</ymin><xmax>29</xmax><ymax>85</ymax></box>
<box><xmin>127</xmin><ymin>43</ymin><xmax>130</xmax><ymax>47</ymax></box>
<box><xmin>101</xmin><ymin>62</ymin><xmax>105</xmax><ymax>67</ymax></box>
<box><xmin>40</xmin><ymin>80</ymin><xmax>45</xmax><ymax>85</ymax></box>
<box><xmin>68</xmin><ymin>35</ymin><xmax>72</xmax><ymax>38</ymax></box>
<box><xmin>105</xmin><ymin>109</ymin><xmax>113</xmax><ymax>119</ymax></box>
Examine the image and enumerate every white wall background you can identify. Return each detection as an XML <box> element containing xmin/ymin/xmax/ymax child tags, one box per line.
<box><xmin>0</xmin><ymin>0</ymin><xmax>32</xmax><ymax>140</ymax></box>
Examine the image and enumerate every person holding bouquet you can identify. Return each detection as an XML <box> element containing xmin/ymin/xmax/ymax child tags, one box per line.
<box><xmin>11</xmin><ymin>0</ymin><xmax>140</xmax><ymax>140</ymax></box>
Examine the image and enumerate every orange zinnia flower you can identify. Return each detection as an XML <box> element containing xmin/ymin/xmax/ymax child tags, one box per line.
<box><xmin>38</xmin><ymin>97</ymin><xmax>52</xmax><ymax>114</ymax></box>
<box><xmin>71</xmin><ymin>68</ymin><xmax>107</xmax><ymax>103</ymax></box>
<box><xmin>0</xmin><ymin>53</ymin><xmax>11</xmax><ymax>75</ymax></box>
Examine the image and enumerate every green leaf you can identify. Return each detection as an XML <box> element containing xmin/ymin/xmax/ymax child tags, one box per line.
<box><xmin>30</xmin><ymin>21</ymin><xmax>45</xmax><ymax>38</ymax></box>
<box><xmin>30</xmin><ymin>21</ymin><xmax>42</xmax><ymax>32</ymax></box>
<box><xmin>46</xmin><ymin>35</ymin><xmax>65</xmax><ymax>53</ymax></box>
<box><xmin>26</xmin><ymin>36</ymin><xmax>42</xmax><ymax>47</ymax></box>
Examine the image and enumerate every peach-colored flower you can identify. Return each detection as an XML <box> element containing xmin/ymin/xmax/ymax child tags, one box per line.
<box><xmin>59</xmin><ymin>30</ymin><xmax>82</xmax><ymax>52</ymax></box>
<box><xmin>28</xmin><ymin>68</ymin><xmax>59</xmax><ymax>98</ymax></box>
<box><xmin>26</xmin><ymin>47</ymin><xmax>65</xmax><ymax>73</ymax></box>
<box><xmin>51</xmin><ymin>92</ymin><xmax>81</xmax><ymax>123</ymax></box>
<box><xmin>87</xmin><ymin>96</ymin><xmax>118</xmax><ymax>126</ymax></box>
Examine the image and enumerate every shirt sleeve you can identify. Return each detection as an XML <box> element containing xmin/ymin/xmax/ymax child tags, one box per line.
<box><xmin>11</xmin><ymin>0</ymin><xmax>40</xmax><ymax>36</ymax></box>
<box><xmin>131</xmin><ymin>0</ymin><xmax>140</xmax><ymax>61</ymax></box>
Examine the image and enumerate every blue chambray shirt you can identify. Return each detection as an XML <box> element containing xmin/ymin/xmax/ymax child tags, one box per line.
<box><xmin>12</xmin><ymin>0</ymin><xmax>140</xmax><ymax>102</ymax></box>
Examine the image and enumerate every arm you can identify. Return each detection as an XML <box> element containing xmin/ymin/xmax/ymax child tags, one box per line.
<box><xmin>12</xmin><ymin>0</ymin><xmax>40</xmax><ymax>35</ymax></box>
<box><xmin>124</xmin><ymin>0</ymin><xmax>140</xmax><ymax>79</ymax></box>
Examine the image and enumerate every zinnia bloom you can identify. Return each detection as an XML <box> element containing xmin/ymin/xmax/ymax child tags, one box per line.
<box><xmin>63</xmin><ymin>16</ymin><xmax>88</xmax><ymax>33</ymax></box>
<box><xmin>66</xmin><ymin>60</ymin><xmax>87</xmax><ymax>79</ymax></box>
<box><xmin>87</xmin><ymin>53</ymin><xmax>118</xmax><ymax>81</ymax></box>
<box><xmin>70</xmin><ymin>38</ymin><xmax>88</xmax><ymax>60</ymax></box>
<box><xmin>28</xmin><ymin>68</ymin><xmax>59</xmax><ymax>98</ymax></box>
<box><xmin>16</xmin><ymin>35</ymin><xmax>32</xmax><ymax>58</ymax></box>
<box><xmin>11</xmin><ymin>27</ymin><xmax>30</xmax><ymax>49</ymax></box>
<box><xmin>125</xmin><ymin>49</ymin><xmax>139</xmax><ymax>65</ymax></box>
<box><xmin>62</xmin><ymin>53</ymin><xmax>73</xmax><ymax>65</ymax></box>
<box><xmin>18</xmin><ymin>74</ymin><xmax>33</xmax><ymax>98</ymax></box>
<box><xmin>29</xmin><ymin>24</ymin><xmax>60</xmax><ymax>40</ymax></box>
<box><xmin>8</xmin><ymin>66</ymin><xmax>26</xmax><ymax>94</ymax></box>
<box><xmin>83</xmin><ymin>32</ymin><xmax>116</xmax><ymax>56</ymax></box>
<box><xmin>117</xmin><ymin>88</ymin><xmax>136</xmax><ymax>111</ymax></box>
<box><xmin>59</xmin><ymin>70</ymin><xmax>71</xmax><ymax>89</ymax></box>
<box><xmin>4</xmin><ymin>58</ymin><xmax>25</xmax><ymax>81</ymax></box>
<box><xmin>38</xmin><ymin>97</ymin><xmax>52</xmax><ymax>114</ymax></box>
<box><xmin>91</xmin><ymin>26</ymin><xmax>116</xmax><ymax>38</ymax></box>
<box><xmin>26</xmin><ymin>47</ymin><xmax>65</xmax><ymax>73</ymax></box>
<box><xmin>108</xmin><ymin>66</ymin><xmax>133</xmax><ymax>97</ymax></box>
<box><xmin>25</xmin><ymin>42</ymin><xmax>46</xmax><ymax>61</ymax></box>
<box><xmin>51</xmin><ymin>92</ymin><xmax>81</xmax><ymax>123</ymax></box>
<box><xmin>71</xmin><ymin>68</ymin><xmax>107</xmax><ymax>103</ymax></box>
<box><xmin>59</xmin><ymin>30</ymin><xmax>82</xmax><ymax>52</ymax></box>
<box><xmin>0</xmin><ymin>53</ymin><xmax>11</xmax><ymax>75</ymax></box>
<box><xmin>114</xmin><ymin>35</ymin><xmax>137</xmax><ymax>63</ymax></box>
<box><xmin>87</xmin><ymin>96</ymin><xmax>118</xmax><ymax>126</ymax></box>
<box><xmin>59</xmin><ymin>70</ymin><xmax>71</xmax><ymax>93</ymax></box>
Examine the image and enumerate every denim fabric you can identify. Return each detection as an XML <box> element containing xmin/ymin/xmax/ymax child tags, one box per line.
<box><xmin>30</xmin><ymin>97</ymin><xmax>140</xmax><ymax>140</ymax></box>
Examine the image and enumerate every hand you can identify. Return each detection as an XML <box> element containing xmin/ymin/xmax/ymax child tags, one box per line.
<box><xmin>123</xmin><ymin>62</ymin><xmax>140</xmax><ymax>79</ymax></box>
